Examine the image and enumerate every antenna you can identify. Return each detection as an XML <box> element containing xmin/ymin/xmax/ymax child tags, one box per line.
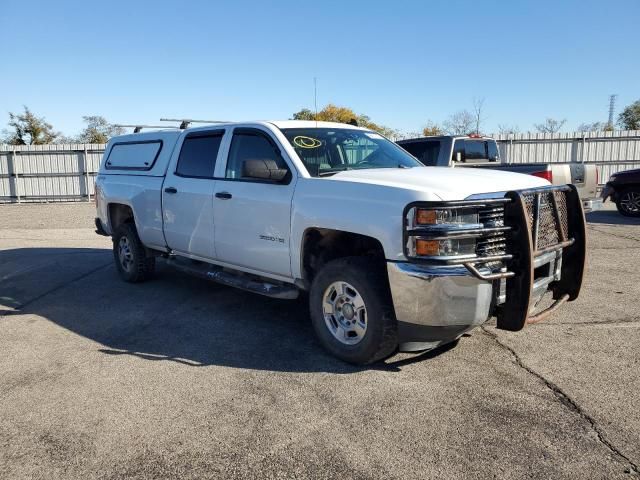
<box><xmin>607</xmin><ymin>94</ymin><xmax>618</xmax><ymax>129</ymax></box>
<box><xmin>114</xmin><ymin>124</ymin><xmax>179</xmax><ymax>133</ymax></box>
<box><xmin>314</xmin><ymin>77</ymin><xmax>318</xmax><ymax>127</ymax></box>
<box><xmin>160</xmin><ymin>118</ymin><xmax>232</xmax><ymax>129</ymax></box>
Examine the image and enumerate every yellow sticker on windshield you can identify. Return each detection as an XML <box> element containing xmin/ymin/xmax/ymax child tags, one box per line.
<box><xmin>293</xmin><ymin>136</ymin><xmax>322</xmax><ymax>149</ymax></box>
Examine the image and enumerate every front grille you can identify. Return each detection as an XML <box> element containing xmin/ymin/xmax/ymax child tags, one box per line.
<box><xmin>522</xmin><ymin>191</ymin><xmax>569</xmax><ymax>250</ymax></box>
<box><xmin>477</xmin><ymin>205</ymin><xmax>507</xmax><ymax>268</ymax></box>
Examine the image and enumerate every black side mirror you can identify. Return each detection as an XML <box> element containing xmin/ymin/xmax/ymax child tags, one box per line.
<box><xmin>242</xmin><ymin>159</ymin><xmax>288</xmax><ymax>182</ymax></box>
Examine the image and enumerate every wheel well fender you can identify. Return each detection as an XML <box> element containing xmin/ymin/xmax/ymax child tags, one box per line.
<box><xmin>300</xmin><ymin>228</ymin><xmax>386</xmax><ymax>287</ymax></box>
<box><xmin>108</xmin><ymin>203</ymin><xmax>135</xmax><ymax>233</ymax></box>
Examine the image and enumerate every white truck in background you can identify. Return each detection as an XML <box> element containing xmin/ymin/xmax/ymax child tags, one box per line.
<box><xmin>95</xmin><ymin>121</ymin><xmax>586</xmax><ymax>364</ymax></box>
<box><xmin>398</xmin><ymin>135</ymin><xmax>602</xmax><ymax>212</ymax></box>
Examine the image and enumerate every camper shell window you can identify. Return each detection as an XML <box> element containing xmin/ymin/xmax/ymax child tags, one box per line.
<box><xmin>105</xmin><ymin>140</ymin><xmax>163</xmax><ymax>170</ymax></box>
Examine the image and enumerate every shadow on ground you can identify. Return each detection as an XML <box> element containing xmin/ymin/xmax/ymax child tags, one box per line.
<box><xmin>0</xmin><ymin>247</ymin><xmax>455</xmax><ymax>374</ymax></box>
<box><xmin>586</xmin><ymin>207</ymin><xmax>640</xmax><ymax>225</ymax></box>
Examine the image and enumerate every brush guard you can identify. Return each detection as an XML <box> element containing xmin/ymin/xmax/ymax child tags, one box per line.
<box><xmin>403</xmin><ymin>184</ymin><xmax>586</xmax><ymax>330</ymax></box>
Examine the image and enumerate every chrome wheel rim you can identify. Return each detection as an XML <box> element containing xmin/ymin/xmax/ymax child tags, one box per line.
<box><xmin>322</xmin><ymin>281</ymin><xmax>367</xmax><ymax>345</ymax></box>
<box><xmin>118</xmin><ymin>236</ymin><xmax>134</xmax><ymax>272</ymax></box>
<box><xmin>620</xmin><ymin>191</ymin><xmax>640</xmax><ymax>213</ymax></box>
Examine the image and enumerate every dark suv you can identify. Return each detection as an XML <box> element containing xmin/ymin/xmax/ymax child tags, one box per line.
<box><xmin>601</xmin><ymin>168</ymin><xmax>640</xmax><ymax>217</ymax></box>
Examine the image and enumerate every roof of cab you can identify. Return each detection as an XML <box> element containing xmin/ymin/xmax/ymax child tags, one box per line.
<box><xmin>268</xmin><ymin>120</ymin><xmax>367</xmax><ymax>130</ymax></box>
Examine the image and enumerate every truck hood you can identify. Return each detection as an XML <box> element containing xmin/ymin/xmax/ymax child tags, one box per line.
<box><xmin>328</xmin><ymin>166</ymin><xmax>549</xmax><ymax>200</ymax></box>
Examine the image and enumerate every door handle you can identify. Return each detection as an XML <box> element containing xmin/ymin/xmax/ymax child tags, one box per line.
<box><xmin>164</xmin><ymin>187</ymin><xmax>178</xmax><ymax>194</ymax></box>
<box><xmin>215</xmin><ymin>192</ymin><xmax>232</xmax><ymax>200</ymax></box>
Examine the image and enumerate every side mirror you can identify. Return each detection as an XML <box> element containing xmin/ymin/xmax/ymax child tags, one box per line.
<box><xmin>242</xmin><ymin>159</ymin><xmax>288</xmax><ymax>182</ymax></box>
<box><xmin>455</xmin><ymin>151</ymin><xmax>463</xmax><ymax>162</ymax></box>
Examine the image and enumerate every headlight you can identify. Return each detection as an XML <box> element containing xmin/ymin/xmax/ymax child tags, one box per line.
<box><xmin>406</xmin><ymin>206</ymin><xmax>482</xmax><ymax>259</ymax></box>
<box><xmin>415</xmin><ymin>208</ymin><xmax>479</xmax><ymax>226</ymax></box>
<box><xmin>414</xmin><ymin>237</ymin><xmax>477</xmax><ymax>257</ymax></box>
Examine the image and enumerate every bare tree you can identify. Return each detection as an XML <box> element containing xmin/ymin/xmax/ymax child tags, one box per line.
<box><xmin>443</xmin><ymin>110</ymin><xmax>474</xmax><ymax>135</ymax></box>
<box><xmin>472</xmin><ymin>97</ymin><xmax>486</xmax><ymax>135</ymax></box>
<box><xmin>534</xmin><ymin>117</ymin><xmax>567</xmax><ymax>134</ymax></box>
<box><xmin>577</xmin><ymin>121</ymin><xmax>611</xmax><ymax>132</ymax></box>
<box><xmin>497</xmin><ymin>124</ymin><xmax>520</xmax><ymax>135</ymax></box>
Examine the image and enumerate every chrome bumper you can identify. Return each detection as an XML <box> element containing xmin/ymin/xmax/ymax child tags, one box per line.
<box><xmin>386</xmin><ymin>262</ymin><xmax>493</xmax><ymax>352</ymax></box>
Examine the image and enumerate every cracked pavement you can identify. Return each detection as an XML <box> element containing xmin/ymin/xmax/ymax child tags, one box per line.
<box><xmin>1</xmin><ymin>202</ymin><xmax>639</xmax><ymax>479</ymax></box>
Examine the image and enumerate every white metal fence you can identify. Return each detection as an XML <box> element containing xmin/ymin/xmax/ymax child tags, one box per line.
<box><xmin>1</xmin><ymin>130</ymin><xmax>639</xmax><ymax>203</ymax></box>
<box><xmin>0</xmin><ymin>144</ymin><xmax>105</xmax><ymax>203</ymax></box>
<box><xmin>494</xmin><ymin>130</ymin><xmax>640</xmax><ymax>183</ymax></box>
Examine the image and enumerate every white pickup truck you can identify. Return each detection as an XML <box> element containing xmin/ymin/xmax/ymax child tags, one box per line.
<box><xmin>95</xmin><ymin>121</ymin><xmax>586</xmax><ymax>364</ymax></box>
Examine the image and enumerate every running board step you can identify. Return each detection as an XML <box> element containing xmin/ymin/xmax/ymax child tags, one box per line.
<box><xmin>166</xmin><ymin>257</ymin><xmax>299</xmax><ymax>300</ymax></box>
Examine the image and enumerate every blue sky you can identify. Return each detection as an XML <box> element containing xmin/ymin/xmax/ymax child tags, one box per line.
<box><xmin>1</xmin><ymin>0</ymin><xmax>637</xmax><ymax>136</ymax></box>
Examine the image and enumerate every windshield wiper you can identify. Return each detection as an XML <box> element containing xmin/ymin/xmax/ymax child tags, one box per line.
<box><xmin>317</xmin><ymin>167</ymin><xmax>351</xmax><ymax>177</ymax></box>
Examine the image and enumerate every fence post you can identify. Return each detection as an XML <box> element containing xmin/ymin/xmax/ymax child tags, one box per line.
<box><xmin>81</xmin><ymin>145</ymin><xmax>91</xmax><ymax>201</ymax></box>
<box><xmin>9</xmin><ymin>148</ymin><xmax>21</xmax><ymax>203</ymax></box>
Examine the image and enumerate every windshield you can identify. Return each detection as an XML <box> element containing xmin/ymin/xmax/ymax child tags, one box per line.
<box><xmin>280</xmin><ymin>128</ymin><xmax>421</xmax><ymax>177</ymax></box>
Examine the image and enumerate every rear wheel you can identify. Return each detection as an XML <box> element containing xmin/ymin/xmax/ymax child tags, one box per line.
<box><xmin>112</xmin><ymin>223</ymin><xmax>155</xmax><ymax>282</ymax></box>
<box><xmin>309</xmin><ymin>257</ymin><xmax>397</xmax><ymax>365</ymax></box>
<box><xmin>616</xmin><ymin>188</ymin><xmax>640</xmax><ymax>217</ymax></box>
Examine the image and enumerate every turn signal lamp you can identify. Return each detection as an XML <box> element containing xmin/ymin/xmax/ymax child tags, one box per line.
<box><xmin>415</xmin><ymin>238</ymin><xmax>476</xmax><ymax>257</ymax></box>
<box><xmin>415</xmin><ymin>239</ymin><xmax>439</xmax><ymax>256</ymax></box>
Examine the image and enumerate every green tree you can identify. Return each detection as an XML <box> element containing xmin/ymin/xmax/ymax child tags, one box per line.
<box><xmin>618</xmin><ymin>100</ymin><xmax>640</xmax><ymax>130</ymax></box>
<box><xmin>4</xmin><ymin>106</ymin><xmax>59</xmax><ymax>145</ymax></box>
<box><xmin>77</xmin><ymin>116</ymin><xmax>124</xmax><ymax>143</ymax></box>
<box><xmin>291</xmin><ymin>108</ymin><xmax>315</xmax><ymax>121</ymax></box>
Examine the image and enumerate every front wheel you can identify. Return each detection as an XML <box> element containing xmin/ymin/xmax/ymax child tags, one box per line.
<box><xmin>616</xmin><ymin>188</ymin><xmax>640</xmax><ymax>217</ymax></box>
<box><xmin>309</xmin><ymin>257</ymin><xmax>398</xmax><ymax>365</ymax></box>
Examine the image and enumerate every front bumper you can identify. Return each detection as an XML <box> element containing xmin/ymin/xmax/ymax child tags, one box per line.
<box><xmin>387</xmin><ymin>263</ymin><xmax>493</xmax><ymax>352</ymax></box>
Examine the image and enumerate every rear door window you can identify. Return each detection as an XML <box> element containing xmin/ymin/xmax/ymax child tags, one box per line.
<box><xmin>176</xmin><ymin>132</ymin><xmax>223</xmax><ymax>178</ymax></box>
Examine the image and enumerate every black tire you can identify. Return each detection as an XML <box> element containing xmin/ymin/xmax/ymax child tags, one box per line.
<box><xmin>112</xmin><ymin>222</ymin><xmax>155</xmax><ymax>282</ymax></box>
<box><xmin>615</xmin><ymin>187</ymin><xmax>640</xmax><ymax>217</ymax></box>
<box><xmin>309</xmin><ymin>257</ymin><xmax>397</xmax><ymax>365</ymax></box>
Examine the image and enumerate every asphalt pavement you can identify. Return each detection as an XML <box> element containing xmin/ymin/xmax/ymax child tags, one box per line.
<box><xmin>1</xmin><ymin>202</ymin><xmax>639</xmax><ymax>479</ymax></box>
